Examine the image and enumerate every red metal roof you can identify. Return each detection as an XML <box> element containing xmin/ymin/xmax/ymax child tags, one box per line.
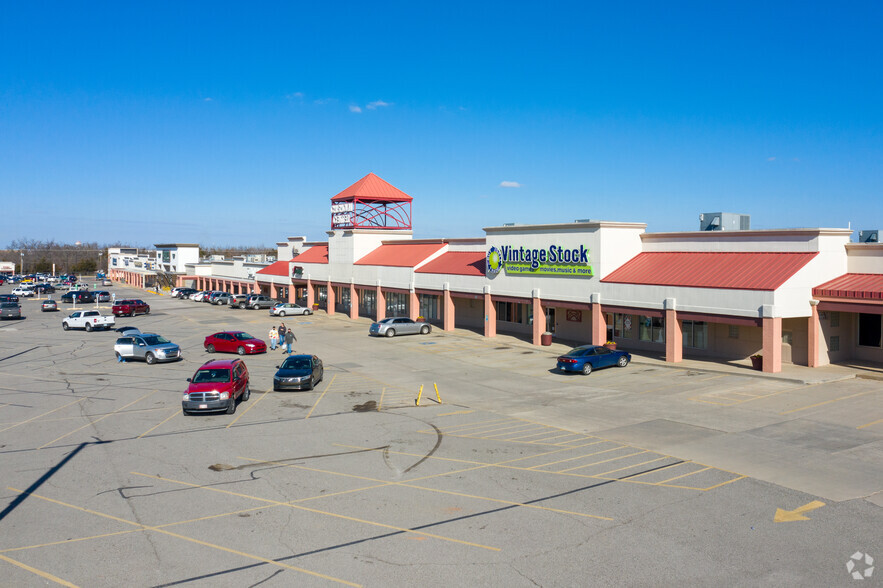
<box><xmin>601</xmin><ymin>252</ymin><xmax>818</xmax><ymax>290</ymax></box>
<box><xmin>416</xmin><ymin>251</ymin><xmax>486</xmax><ymax>276</ymax></box>
<box><xmin>813</xmin><ymin>273</ymin><xmax>883</xmax><ymax>300</ymax></box>
<box><xmin>256</xmin><ymin>260</ymin><xmax>291</xmax><ymax>276</ymax></box>
<box><xmin>330</xmin><ymin>173</ymin><xmax>413</xmax><ymax>202</ymax></box>
<box><xmin>355</xmin><ymin>242</ymin><xmax>445</xmax><ymax>267</ymax></box>
<box><xmin>293</xmin><ymin>245</ymin><xmax>329</xmax><ymax>264</ymax></box>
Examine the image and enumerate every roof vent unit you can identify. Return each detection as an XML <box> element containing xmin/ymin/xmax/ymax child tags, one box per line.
<box><xmin>859</xmin><ymin>230</ymin><xmax>879</xmax><ymax>243</ymax></box>
<box><xmin>699</xmin><ymin>212</ymin><xmax>750</xmax><ymax>231</ymax></box>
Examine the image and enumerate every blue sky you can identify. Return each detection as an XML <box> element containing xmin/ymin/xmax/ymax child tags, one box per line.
<box><xmin>2</xmin><ymin>1</ymin><xmax>881</xmax><ymax>247</ymax></box>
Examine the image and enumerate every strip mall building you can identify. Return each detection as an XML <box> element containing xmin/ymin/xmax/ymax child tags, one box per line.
<box><xmin>143</xmin><ymin>173</ymin><xmax>883</xmax><ymax>374</ymax></box>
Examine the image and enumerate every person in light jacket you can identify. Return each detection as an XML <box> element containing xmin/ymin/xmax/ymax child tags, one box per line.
<box><xmin>268</xmin><ymin>326</ymin><xmax>278</xmax><ymax>350</ymax></box>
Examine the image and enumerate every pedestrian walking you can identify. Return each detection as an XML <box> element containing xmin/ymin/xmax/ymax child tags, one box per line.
<box><xmin>284</xmin><ymin>328</ymin><xmax>296</xmax><ymax>355</ymax></box>
<box><xmin>278</xmin><ymin>324</ymin><xmax>287</xmax><ymax>351</ymax></box>
<box><xmin>268</xmin><ymin>326</ymin><xmax>278</xmax><ymax>351</ymax></box>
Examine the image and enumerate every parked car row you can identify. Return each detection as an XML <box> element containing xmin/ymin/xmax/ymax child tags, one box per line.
<box><xmin>170</xmin><ymin>288</ymin><xmax>302</xmax><ymax>312</ymax></box>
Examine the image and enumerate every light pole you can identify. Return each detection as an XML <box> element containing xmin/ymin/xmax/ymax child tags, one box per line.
<box><xmin>19</xmin><ymin>251</ymin><xmax>23</xmax><ymax>275</ymax></box>
<box><xmin>98</xmin><ymin>251</ymin><xmax>103</xmax><ymax>275</ymax></box>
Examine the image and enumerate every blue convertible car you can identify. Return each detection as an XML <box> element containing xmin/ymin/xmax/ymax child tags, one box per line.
<box><xmin>556</xmin><ymin>345</ymin><xmax>631</xmax><ymax>375</ymax></box>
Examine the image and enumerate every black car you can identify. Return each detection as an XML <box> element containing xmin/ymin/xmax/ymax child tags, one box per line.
<box><xmin>60</xmin><ymin>291</ymin><xmax>95</xmax><ymax>303</ymax></box>
<box><xmin>174</xmin><ymin>288</ymin><xmax>197</xmax><ymax>299</ymax></box>
<box><xmin>273</xmin><ymin>355</ymin><xmax>324</xmax><ymax>391</ymax></box>
<box><xmin>0</xmin><ymin>294</ymin><xmax>19</xmax><ymax>304</ymax></box>
<box><xmin>33</xmin><ymin>283</ymin><xmax>56</xmax><ymax>294</ymax></box>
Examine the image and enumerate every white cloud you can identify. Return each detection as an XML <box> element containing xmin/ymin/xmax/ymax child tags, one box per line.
<box><xmin>287</xmin><ymin>92</ymin><xmax>304</xmax><ymax>100</ymax></box>
<box><xmin>349</xmin><ymin>104</ymin><xmax>362</xmax><ymax>113</ymax></box>
<box><xmin>499</xmin><ymin>181</ymin><xmax>522</xmax><ymax>188</ymax></box>
<box><xmin>766</xmin><ymin>156</ymin><xmax>776</xmax><ymax>162</ymax></box>
<box><xmin>366</xmin><ymin>100</ymin><xmax>391</xmax><ymax>110</ymax></box>
<box><xmin>203</xmin><ymin>97</ymin><xmax>213</xmax><ymax>102</ymax></box>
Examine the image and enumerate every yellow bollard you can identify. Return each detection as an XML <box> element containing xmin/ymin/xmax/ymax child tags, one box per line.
<box><xmin>415</xmin><ymin>384</ymin><xmax>424</xmax><ymax>406</ymax></box>
<box><xmin>434</xmin><ymin>383</ymin><xmax>442</xmax><ymax>404</ymax></box>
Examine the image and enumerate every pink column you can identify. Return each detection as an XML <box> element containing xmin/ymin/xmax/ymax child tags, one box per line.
<box><xmin>409</xmin><ymin>291</ymin><xmax>419</xmax><ymax>321</ymax></box>
<box><xmin>443</xmin><ymin>290</ymin><xmax>455</xmax><ymax>331</ymax></box>
<box><xmin>376</xmin><ymin>286</ymin><xmax>385</xmax><ymax>321</ymax></box>
<box><xmin>762</xmin><ymin>316</ymin><xmax>783</xmax><ymax>373</ymax></box>
<box><xmin>288</xmin><ymin>283</ymin><xmax>297</xmax><ymax>303</ymax></box>
<box><xmin>484</xmin><ymin>292</ymin><xmax>496</xmax><ymax>338</ymax></box>
<box><xmin>807</xmin><ymin>302</ymin><xmax>820</xmax><ymax>367</ymax></box>
<box><xmin>591</xmin><ymin>303</ymin><xmax>606</xmax><ymax>345</ymax></box>
<box><xmin>326</xmin><ymin>282</ymin><xmax>336</xmax><ymax>315</ymax></box>
<box><xmin>253</xmin><ymin>280</ymin><xmax>260</xmax><ymax>295</ymax></box>
<box><xmin>532</xmin><ymin>297</ymin><xmax>544</xmax><ymax>345</ymax></box>
<box><xmin>349</xmin><ymin>285</ymin><xmax>358</xmax><ymax>320</ymax></box>
<box><xmin>665</xmin><ymin>309</ymin><xmax>682</xmax><ymax>363</ymax></box>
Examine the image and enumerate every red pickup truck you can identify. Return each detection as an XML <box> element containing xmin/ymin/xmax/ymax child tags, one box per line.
<box><xmin>112</xmin><ymin>299</ymin><xmax>150</xmax><ymax>317</ymax></box>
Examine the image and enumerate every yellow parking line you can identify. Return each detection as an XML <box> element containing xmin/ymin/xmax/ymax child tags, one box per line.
<box><xmin>227</xmin><ymin>388</ymin><xmax>271</xmax><ymax>428</ymax></box>
<box><xmin>0</xmin><ymin>397</ymin><xmax>87</xmax><ymax>435</ymax></box>
<box><xmin>481</xmin><ymin>425</ymin><xmax>550</xmax><ymax>438</ymax></box>
<box><xmin>857</xmin><ymin>418</ymin><xmax>883</xmax><ymax>430</ymax></box>
<box><xmin>137</xmin><ymin>408</ymin><xmax>179</xmax><ymax>439</ymax></box>
<box><xmin>7</xmin><ymin>487</ymin><xmax>361</xmax><ymax>587</ymax></box>
<box><xmin>528</xmin><ymin>445</ymin><xmax>625</xmax><ymax>470</ymax></box>
<box><xmin>131</xmin><ymin>473</ymin><xmax>500</xmax><ymax>552</ymax></box>
<box><xmin>39</xmin><ymin>390</ymin><xmax>160</xmax><ymax>449</ymax></box>
<box><xmin>441</xmin><ymin>417</ymin><xmax>513</xmax><ymax>432</ymax></box>
<box><xmin>780</xmin><ymin>390</ymin><xmax>875</xmax><ymax>415</ymax></box>
<box><xmin>437</xmin><ymin>410</ymin><xmax>474</xmax><ymax>417</ymax></box>
<box><xmin>699</xmin><ymin>475</ymin><xmax>747</xmax><ymax>490</ymax></box>
<box><xmin>654</xmin><ymin>466</ymin><xmax>711</xmax><ymax>485</ymax></box>
<box><xmin>378</xmin><ymin>387</ymin><xmax>386</xmax><ymax>411</ymax></box>
<box><xmin>624</xmin><ymin>460</ymin><xmax>689</xmax><ymax>479</ymax></box>
<box><xmin>0</xmin><ymin>553</ymin><xmax>79</xmax><ymax>587</ymax></box>
<box><xmin>559</xmin><ymin>450</ymin><xmax>648</xmax><ymax>473</ymax></box>
<box><xmin>305</xmin><ymin>374</ymin><xmax>336</xmax><ymax>419</ymax></box>
<box><xmin>593</xmin><ymin>456</ymin><xmax>668</xmax><ymax>477</ymax></box>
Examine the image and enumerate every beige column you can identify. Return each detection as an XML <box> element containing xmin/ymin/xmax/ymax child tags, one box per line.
<box><xmin>664</xmin><ymin>305</ymin><xmax>682</xmax><ymax>363</ymax></box>
<box><xmin>326</xmin><ymin>281</ymin><xmax>335</xmax><ymax>315</ymax></box>
<box><xmin>409</xmin><ymin>290</ymin><xmax>419</xmax><ymax>321</ymax></box>
<box><xmin>591</xmin><ymin>304</ymin><xmax>605</xmax><ymax>345</ymax></box>
<box><xmin>808</xmin><ymin>301</ymin><xmax>821</xmax><ymax>367</ymax></box>
<box><xmin>532</xmin><ymin>295</ymin><xmax>544</xmax><ymax>345</ymax></box>
<box><xmin>376</xmin><ymin>285</ymin><xmax>385</xmax><ymax>321</ymax></box>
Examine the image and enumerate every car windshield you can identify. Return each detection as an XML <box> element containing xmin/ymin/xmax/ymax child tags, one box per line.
<box><xmin>233</xmin><ymin>332</ymin><xmax>254</xmax><ymax>341</ymax></box>
<box><xmin>282</xmin><ymin>358</ymin><xmax>311</xmax><ymax>370</ymax></box>
<box><xmin>192</xmin><ymin>369</ymin><xmax>231</xmax><ymax>383</ymax></box>
<box><xmin>379</xmin><ymin>318</ymin><xmax>395</xmax><ymax>324</ymax></box>
<box><xmin>566</xmin><ymin>347</ymin><xmax>591</xmax><ymax>356</ymax></box>
<box><xmin>1</xmin><ymin>303</ymin><xmax>16</xmax><ymax>308</ymax></box>
<box><xmin>142</xmin><ymin>335</ymin><xmax>171</xmax><ymax>345</ymax></box>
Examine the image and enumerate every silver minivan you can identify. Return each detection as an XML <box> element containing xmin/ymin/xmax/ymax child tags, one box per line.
<box><xmin>114</xmin><ymin>333</ymin><xmax>182</xmax><ymax>364</ymax></box>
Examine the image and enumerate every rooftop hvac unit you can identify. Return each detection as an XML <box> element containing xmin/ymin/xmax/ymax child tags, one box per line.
<box><xmin>699</xmin><ymin>212</ymin><xmax>750</xmax><ymax>231</ymax></box>
<box><xmin>859</xmin><ymin>230</ymin><xmax>879</xmax><ymax>243</ymax></box>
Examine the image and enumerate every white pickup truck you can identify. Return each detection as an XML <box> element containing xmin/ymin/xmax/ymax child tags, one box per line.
<box><xmin>62</xmin><ymin>310</ymin><xmax>116</xmax><ymax>332</ymax></box>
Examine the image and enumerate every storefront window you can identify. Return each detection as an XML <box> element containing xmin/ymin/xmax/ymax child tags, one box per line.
<box><xmin>858</xmin><ymin>313</ymin><xmax>882</xmax><ymax>347</ymax></box>
<box><xmin>386</xmin><ymin>292</ymin><xmax>408</xmax><ymax>317</ymax></box>
<box><xmin>336</xmin><ymin>286</ymin><xmax>350</xmax><ymax>312</ymax></box>
<box><xmin>419</xmin><ymin>294</ymin><xmax>439</xmax><ymax>321</ymax></box>
<box><xmin>495</xmin><ymin>301</ymin><xmax>526</xmax><ymax>323</ymax></box>
<box><xmin>316</xmin><ymin>286</ymin><xmax>327</xmax><ymax>309</ymax></box>
<box><xmin>359</xmin><ymin>289</ymin><xmax>376</xmax><ymax>317</ymax></box>
<box><xmin>639</xmin><ymin>316</ymin><xmax>665</xmax><ymax>343</ymax></box>
<box><xmin>682</xmin><ymin>320</ymin><xmax>707</xmax><ymax>349</ymax></box>
<box><xmin>612</xmin><ymin>314</ymin><xmax>632</xmax><ymax>338</ymax></box>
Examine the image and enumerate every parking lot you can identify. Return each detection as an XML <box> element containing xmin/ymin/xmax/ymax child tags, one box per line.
<box><xmin>0</xmin><ymin>284</ymin><xmax>880</xmax><ymax>586</ymax></box>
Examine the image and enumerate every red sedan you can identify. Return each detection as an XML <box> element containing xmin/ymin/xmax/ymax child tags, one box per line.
<box><xmin>204</xmin><ymin>331</ymin><xmax>267</xmax><ymax>355</ymax></box>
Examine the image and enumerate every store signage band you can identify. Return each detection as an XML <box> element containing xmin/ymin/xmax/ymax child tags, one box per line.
<box><xmin>486</xmin><ymin>245</ymin><xmax>593</xmax><ymax>277</ymax></box>
<box><xmin>331</xmin><ymin>202</ymin><xmax>355</xmax><ymax>225</ymax></box>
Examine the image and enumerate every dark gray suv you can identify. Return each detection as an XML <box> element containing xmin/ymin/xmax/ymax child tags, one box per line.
<box><xmin>246</xmin><ymin>295</ymin><xmax>275</xmax><ymax>310</ymax></box>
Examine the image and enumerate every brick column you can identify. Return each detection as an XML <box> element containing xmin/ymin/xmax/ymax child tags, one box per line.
<box><xmin>532</xmin><ymin>295</ymin><xmax>544</xmax><ymax>346</ymax></box>
<box><xmin>409</xmin><ymin>290</ymin><xmax>419</xmax><ymax>321</ymax></box>
<box><xmin>591</xmin><ymin>295</ymin><xmax>606</xmax><ymax>345</ymax></box>
<box><xmin>807</xmin><ymin>301</ymin><xmax>821</xmax><ymax>367</ymax></box>
<box><xmin>484</xmin><ymin>289</ymin><xmax>496</xmax><ymax>338</ymax></box>
<box><xmin>376</xmin><ymin>285</ymin><xmax>385</xmax><ymax>321</ymax></box>
<box><xmin>349</xmin><ymin>284</ymin><xmax>358</xmax><ymax>320</ymax></box>
<box><xmin>762</xmin><ymin>316</ymin><xmax>783</xmax><ymax>373</ymax></box>
<box><xmin>443</xmin><ymin>288</ymin><xmax>455</xmax><ymax>331</ymax></box>
<box><xmin>326</xmin><ymin>281</ymin><xmax>335</xmax><ymax>316</ymax></box>
<box><xmin>664</xmin><ymin>300</ymin><xmax>682</xmax><ymax>363</ymax></box>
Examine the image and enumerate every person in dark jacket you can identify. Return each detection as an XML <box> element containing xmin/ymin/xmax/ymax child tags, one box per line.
<box><xmin>284</xmin><ymin>328</ymin><xmax>296</xmax><ymax>354</ymax></box>
<box><xmin>278</xmin><ymin>323</ymin><xmax>287</xmax><ymax>351</ymax></box>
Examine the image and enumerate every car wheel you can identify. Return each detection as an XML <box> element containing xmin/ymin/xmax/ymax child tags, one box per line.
<box><xmin>617</xmin><ymin>356</ymin><xmax>629</xmax><ymax>367</ymax></box>
<box><xmin>305</xmin><ymin>377</ymin><xmax>314</xmax><ymax>391</ymax></box>
<box><xmin>239</xmin><ymin>303</ymin><xmax>246</xmax><ymax>309</ymax></box>
<box><xmin>242</xmin><ymin>385</ymin><xmax>250</xmax><ymax>401</ymax></box>
<box><xmin>84</xmin><ymin>322</ymin><xmax>92</xmax><ymax>332</ymax></box>
<box><xmin>237</xmin><ymin>346</ymin><xmax>246</xmax><ymax>356</ymax></box>
<box><xmin>279</xmin><ymin>311</ymin><xmax>286</xmax><ymax>317</ymax></box>
<box><xmin>207</xmin><ymin>344</ymin><xmax>216</xmax><ymax>353</ymax></box>
<box><xmin>145</xmin><ymin>352</ymin><xmax>156</xmax><ymax>365</ymax></box>
<box><xmin>420</xmin><ymin>325</ymin><xmax>430</xmax><ymax>334</ymax></box>
<box><xmin>62</xmin><ymin>322</ymin><xmax>69</xmax><ymax>330</ymax></box>
<box><xmin>114</xmin><ymin>352</ymin><xmax>122</xmax><ymax>362</ymax></box>
<box><xmin>305</xmin><ymin>310</ymin><xmax>312</xmax><ymax>315</ymax></box>
<box><xmin>129</xmin><ymin>311</ymin><xmax>135</xmax><ymax>317</ymax></box>
<box><xmin>581</xmin><ymin>363</ymin><xmax>593</xmax><ymax>375</ymax></box>
<box><xmin>226</xmin><ymin>398</ymin><xmax>236</xmax><ymax>414</ymax></box>
<box><xmin>145</xmin><ymin>308</ymin><xmax>150</xmax><ymax>314</ymax></box>
<box><xmin>385</xmin><ymin>329</ymin><xmax>395</xmax><ymax>338</ymax></box>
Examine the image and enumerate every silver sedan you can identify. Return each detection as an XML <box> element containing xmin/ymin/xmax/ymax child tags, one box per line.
<box><xmin>270</xmin><ymin>303</ymin><xmax>313</xmax><ymax>317</ymax></box>
<box><xmin>369</xmin><ymin>317</ymin><xmax>432</xmax><ymax>337</ymax></box>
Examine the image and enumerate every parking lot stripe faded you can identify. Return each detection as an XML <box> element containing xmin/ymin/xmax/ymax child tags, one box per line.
<box><xmin>857</xmin><ymin>418</ymin><xmax>883</xmax><ymax>429</ymax></box>
<box><xmin>0</xmin><ymin>397</ymin><xmax>87</xmax><ymax>435</ymax></box>
<box><xmin>0</xmin><ymin>553</ymin><xmax>79</xmax><ymax>587</ymax></box>
<box><xmin>131</xmin><ymin>472</ymin><xmax>501</xmax><ymax>552</ymax></box>
<box><xmin>528</xmin><ymin>445</ymin><xmax>626</xmax><ymax>470</ymax></box>
<box><xmin>226</xmin><ymin>388</ymin><xmax>272</xmax><ymax>428</ymax></box>
<box><xmin>137</xmin><ymin>408</ymin><xmax>180</xmax><ymax>439</ymax></box>
<box><xmin>6</xmin><ymin>487</ymin><xmax>361</xmax><ymax>587</ymax></box>
<box><xmin>780</xmin><ymin>390</ymin><xmax>877</xmax><ymax>415</ymax></box>
<box><xmin>39</xmin><ymin>390</ymin><xmax>160</xmax><ymax>449</ymax></box>
<box><xmin>305</xmin><ymin>374</ymin><xmax>336</xmax><ymax>419</ymax></box>
<box><xmin>559</xmin><ymin>450</ymin><xmax>649</xmax><ymax>473</ymax></box>
<box><xmin>237</xmin><ymin>456</ymin><xmax>612</xmax><ymax>521</ymax></box>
